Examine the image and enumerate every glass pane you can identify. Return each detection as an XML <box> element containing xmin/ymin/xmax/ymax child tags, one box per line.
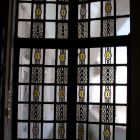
<box><xmin>102</xmin><ymin>86</ymin><xmax>114</xmax><ymax>103</ymax></box>
<box><xmin>78</xmin><ymin>4</ymin><xmax>88</xmax><ymax>19</ymax></box>
<box><xmin>116</xmin><ymin>86</ymin><xmax>127</xmax><ymax>104</ymax></box>
<box><xmin>57</xmin><ymin>49</ymin><xmax>68</xmax><ymax>65</ymax></box>
<box><xmin>116</xmin><ymin>66</ymin><xmax>127</xmax><ymax>84</ymax></box>
<box><xmin>89</xmin><ymin>67</ymin><xmax>100</xmax><ymax>83</ymax></box>
<box><xmin>101</xmin><ymin>125</ymin><xmax>113</xmax><ymax>140</ymax></box>
<box><xmin>78</xmin><ymin>22</ymin><xmax>88</xmax><ymax>38</ymax></box>
<box><xmin>90</xmin><ymin>2</ymin><xmax>101</xmax><ymax>18</ymax></box>
<box><xmin>31</xmin><ymin>86</ymin><xmax>42</xmax><ymax>102</ymax></box>
<box><xmin>57</xmin><ymin>86</ymin><xmax>67</xmax><ymax>102</ymax></box>
<box><xmin>56</xmin><ymin>104</ymin><xmax>67</xmax><ymax>121</ymax></box>
<box><xmin>18</xmin><ymin>104</ymin><xmax>28</xmax><ymax>120</ymax></box>
<box><xmin>18</xmin><ymin>85</ymin><xmax>29</xmax><ymax>102</ymax></box>
<box><xmin>115</xmin><ymin>126</ymin><xmax>126</xmax><ymax>140</ymax></box>
<box><xmin>17</xmin><ymin>123</ymin><xmax>28</xmax><ymax>139</ymax></box>
<box><xmin>45</xmin><ymin>22</ymin><xmax>56</xmax><ymax>38</ymax></box>
<box><xmin>90</xmin><ymin>48</ymin><xmax>100</xmax><ymax>64</ymax></box>
<box><xmin>76</xmin><ymin>123</ymin><xmax>87</xmax><ymax>140</ymax></box>
<box><xmin>46</xmin><ymin>4</ymin><xmax>56</xmax><ymax>20</ymax></box>
<box><xmin>18</xmin><ymin>22</ymin><xmax>31</xmax><ymax>38</ymax></box>
<box><xmin>32</xmin><ymin>49</ymin><xmax>43</xmax><ymax>64</ymax></box>
<box><xmin>116</xmin><ymin>47</ymin><xmax>127</xmax><ymax>64</ymax></box>
<box><xmin>30</xmin><ymin>123</ymin><xmax>41</xmax><ymax>139</ymax></box>
<box><xmin>103</xmin><ymin>0</ymin><xmax>114</xmax><ymax>17</ymax></box>
<box><xmin>19</xmin><ymin>48</ymin><xmax>30</xmax><ymax>65</ymax></box>
<box><xmin>45</xmin><ymin>49</ymin><xmax>56</xmax><ymax>65</ymax></box>
<box><xmin>90</xmin><ymin>20</ymin><xmax>101</xmax><ymax>37</ymax></box>
<box><xmin>103</xmin><ymin>47</ymin><xmax>114</xmax><ymax>64</ymax></box>
<box><xmin>44</xmin><ymin>86</ymin><xmax>54</xmax><ymax>102</ymax></box>
<box><xmin>77</xmin><ymin>86</ymin><xmax>87</xmax><ymax>102</ymax></box>
<box><xmin>89</xmin><ymin>105</ymin><xmax>100</xmax><ymax>122</ymax></box>
<box><xmin>77</xmin><ymin>67</ymin><xmax>88</xmax><ymax>84</ymax></box>
<box><xmin>43</xmin><ymin>104</ymin><xmax>54</xmax><ymax>120</ymax></box>
<box><xmin>43</xmin><ymin>123</ymin><xmax>54</xmax><ymax>139</ymax></box>
<box><xmin>78</xmin><ymin>48</ymin><xmax>88</xmax><ymax>65</ymax></box>
<box><xmin>89</xmin><ymin>86</ymin><xmax>100</xmax><ymax>103</ymax></box>
<box><xmin>115</xmin><ymin>106</ymin><xmax>127</xmax><ymax>124</ymax></box>
<box><xmin>19</xmin><ymin>67</ymin><xmax>30</xmax><ymax>83</ymax></box>
<box><xmin>18</xmin><ymin>3</ymin><xmax>31</xmax><ymax>19</ymax></box>
<box><xmin>116</xmin><ymin>0</ymin><xmax>130</xmax><ymax>16</ymax></box>
<box><xmin>33</xmin><ymin>4</ymin><xmax>44</xmax><ymax>19</ymax></box>
<box><xmin>88</xmin><ymin>124</ymin><xmax>99</xmax><ymax>140</ymax></box>
<box><xmin>116</xmin><ymin>18</ymin><xmax>130</xmax><ymax>36</ymax></box>
<box><xmin>44</xmin><ymin>68</ymin><xmax>55</xmax><ymax>83</ymax></box>
<box><xmin>56</xmin><ymin>123</ymin><xmax>67</xmax><ymax>139</ymax></box>
<box><xmin>58</xmin><ymin>5</ymin><xmax>69</xmax><ymax>20</ymax></box>
<box><xmin>31</xmin><ymin>67</ymin><xmax>43</xmax><ymax>83</ymax></box>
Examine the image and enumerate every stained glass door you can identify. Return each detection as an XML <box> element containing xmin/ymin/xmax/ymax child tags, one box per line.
<box><xmin>13</xmin><ymin>0</ymin><xmax>130</xmax><ymax>139</ymax></box>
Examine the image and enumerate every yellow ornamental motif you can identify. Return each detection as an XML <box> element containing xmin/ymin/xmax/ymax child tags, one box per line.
<box><xmin>35</xmin><ymin>8</ymin><xmax>42</xmax><ymax>17</ymax></box>
<box><xmin>60</xmin><ymin>7</ymin><xmax>67</xmax><ymax>17</ymax></box>
<box><xmin>103</xmin><ymin>128</ymin><xmax>111</xmax><ymax>138</ymax></box>
<box><xmin>59</xmin><ymin>53</ymin><xmax>65</xmax><ymax>62</ymax></box>
<box><xmin>34</xmin><ymin>51</ymin><xmax>41</xmax><ymax>61</ymax></box>
<box><xmin>79</xmin><ymin>89</ymin><xmax>85</xmax><ymax>98</ymax></box>
<box><xmin>105</xmin><ymin>51</ymin><xmax>112</xmax><ymax>61</ymax></box>
<box><xmin>33</xmin><ymin>89</ymin><xmax>40</xmax><ymax>97</ymax></box>
<box><xmin>32</xmin><ymin>127</ymin><xmax>39</xmax><ymax>134</ymax></box>
<box><xmin>79</xmin><ymin>52</ymin><xmax>86</xmax><ymax>61</ymax></box>
<box><xmin>59</xmin><ymin>89</ymin><xmax>65</xmax><ymax>98</ymax></box>
<box><xmin>105</xmin><ymin>2</ymin><xmax>112</xmax><ymax>13</ymax></box>
<box><xmin>104</xmin><ymin>89</ymin><xmax>111</xmax><ymax>99</ymax></box>
<box><xmin>58</xmin><ymin>126</ymin><xmax>65</xmax><ymax>136</ymax></box>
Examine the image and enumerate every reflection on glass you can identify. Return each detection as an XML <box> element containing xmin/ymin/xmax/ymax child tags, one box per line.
<box><xmin>19</xmin><ymin>48</ymin><xmax>30</xmax><ymax>65</ymax></box>
<box><xmin>116</xmin><ymin>47</ymin><xmax>127</xmax><ymax>64</ymax></box>
<box><xmin>116</xmin><ymin>66</ymin><xmax>127</xmax><ymax>84</ymax></box>
<box><xmin>43</xmin><ymin>123</ymin><xmax>54</xmax><ymax>139</ymax></box>
<box><xmin>115</xmin><ymin>106</ymin><xmax>127</xmax><ymax>124</ymax></box>
<box><xmin>45</xmin><ymin>22</ymin><xmax>56</xmax><ymax>38</ymax></box>
<box><xmin>90</xmin><ymin>48</ymin><xmax>100</xmax><ymax>64</ymax></box>
<box><xmin>18</xmin><ymin>104</ymin><xmax>28</xmax><ymax>120</ymax></box>
<box><xmin>90</xmin><ymin>20</ymin><xmax>101</xmax><ymax>37</ymax></box>
<box><xmin>88</xmin><ymin>124</ymin><xmax>99</xmax><ymax>140</ymax></box>
<box><xmin>90</xmin><ymin>2</ymin><xmax>101</xmax><ymax>18</ymax></box>
<box><xmin>43</xmin><ymin>104</ymin><xmax>54</xmax><ymax>120</ymax></box>
<box><xmin>116</xmin><ymin>18</ymin><xmax>130</xmax><ymax>36</ymax></box>
<box><xmin>19</xmin><ymin>67</ymin><xmax>30</xmax><ymax>83</ymax></box>
<box><xmin>116</xmin><ymin>0</ymin><xmax>130</xmax><ymax>16</ymax></box>
<box><xmin>18</xmin><ymin>22</ymin><xmax>31</xmax><ymax>38</ymax></box>
<box><xmin>89</xmin><ymin>86</ymin><xmax>100</xmax><ymax>103</ymax></box>
<box><xmin>116</xmin><ymin>86</ymin><xmax>127</xmax><ymax>104</ymax></box>
<box><xmin>44</xmin><ymin>86</ymin><xmax>54</xmax><ymax>102</ymax></box>
<box><xmin>115</xmin><ymin>126</ymin><xmax>126</xmax><ymax>140</ymax></box>
<box><xmin>89</xmin><ymin>105</ymin><xmax>100</xmax><ymax>122</ymax></box>
<box><xmin>17</xmin><ymin>123</ymin><xmax>28</xmax><ymax>138</ymax></box>
<box><xmin>18</xmin><ymin>3</ymin><xmax>31</xmax><ymax>19</ymax></box>
<box><xmin>46</xmin><ymin>4</ymin><xmax>56</xmax><ymax>20</ymax></box>
<box><xmin>89</xmin><ymin>67</ymin><xmax>100</xmax><ymax>83</ymax></box>
<box><xmin>44</xmin><ymin>68</ymin><xmax>55</xmax><ymax>83</ymax></box>
<box><xmin>45</xmin><ymin>49</ymin><xmax>56</xmax><ymax>65</ymax></box>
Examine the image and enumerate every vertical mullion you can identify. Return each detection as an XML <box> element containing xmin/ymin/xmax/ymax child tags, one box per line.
<box><xmin>86</xmin><ymin>48</ymin><xmax>90</xmax><ymax>140</ymax></box>
<box><xmin>55</xmin><ymin>1</ymin><xmax>58</xmax><ymax>39</ymax></box>
<box><xmin>54</xmin><ymin>49</ymin><xmax>58</xmax><ymax>139</ymax></box>
<box><xmin>30</xmin><ymin>1</ymin><xmax>33</xmax><ymax>38</ymax></box>
<box><xmin>99</xmin><ymin>47</ymin><xmax>103</xmax><ymax>140</ymax></box>
<box><xmin>28</xmin><ymin>48</ymin><xmax>33</xmax><ymax>139</ymax></box>
<box><xmin>43</xmin><ymin>1</ymin><xmax>46</xmax><ymax>38</ymax></box>
<box><xmin>41</xmin><ymin>48</ymin><xmax>45</xmax><ymax>139</ymax></box>
<box><xmin>113</xmin><ymin>46</ymin><xmax>116</xmax><ymax>140</ymax></box>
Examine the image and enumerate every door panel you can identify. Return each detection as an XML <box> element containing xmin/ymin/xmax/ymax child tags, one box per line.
<box><xmin>17</xmin><ymin>48</ymin><xmax>68</xmax><ymax>139</ymax></box>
